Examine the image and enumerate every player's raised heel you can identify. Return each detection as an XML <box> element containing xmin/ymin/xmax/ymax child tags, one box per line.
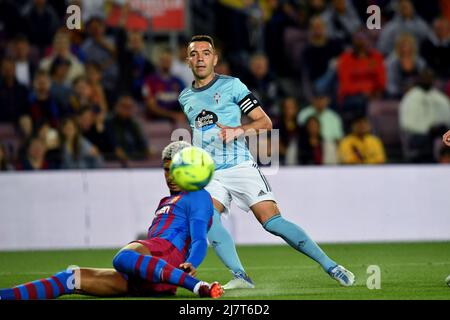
<box><xmin>198</xmin><ymin>281</ymin><xmax>224</xmax><ymax>298</ymax></box>
<box><xmin>328</xmin><ymin>265</ymin><xmax>355</xmax><ymax>287</ymax></box>
<box><xmin>223</xmin><ymin>271</ymin><xmax>255</xmax><ymax>290</ymax></box>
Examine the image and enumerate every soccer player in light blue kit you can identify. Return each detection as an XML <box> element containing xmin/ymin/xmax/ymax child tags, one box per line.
<box><xmin>179</xmin><ymin>35</ymin><xmax>355</xmax><ymax>289</ymax></box>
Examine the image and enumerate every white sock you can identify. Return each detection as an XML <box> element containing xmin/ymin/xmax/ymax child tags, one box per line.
<box><xmin>193</xmin><ymin>281</ymin><xmax>208</xmax><ymax>295</ymax></box>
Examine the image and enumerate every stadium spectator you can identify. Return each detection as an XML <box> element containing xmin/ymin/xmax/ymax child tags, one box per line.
<box><xmin>377</xmin><ymin>0</ymin><xmax>431</xmax><ymax>55</ymax></box>
<box><xmin>10</xmin><ymin>34</ymin><xmax>37</xmax><ymax>88</ymax></box>
<box><xmin>80</xmin><ymin>16</ymin><xmax>118</xmax><ymax>101</ymax></box>
<box><xmin>399</xmin><ymin>69</ymin><xmax>450</xmax><ymax>163</ymax></box>
<box><xmin>16</xmin><ymin>136</ymin><xmax>49</xmax><ymax>170</ymax></box>
<box><xmin>143</xmin><ymin>49</ymin><xmax>185</xmax><ymax>123</ymax></box>
<box><xmin>336</xmin><ymin>31</ymin><xmax>386</xmax><ymax>131</ymax></box>
<box><xmin>300</xmin><ymin>15</ymin><xmax>344</xmax><ymax>102</ymax></box>
<box><xmin>338</xmin><ymin>116</ymin><xmax>386</xmax><ymax>164</ymax></box>
<box><xmin>278</xmin><ymin>97</ymin><xmax>301</xmax><ymax>165</ymax></box>
<box><xmin>115</xmin><ymin>8</ymin><xmax>155</xmax><ymax>102</ymax></box>
<box><xmin>298</xmin><ymin>90</ymin><xmax>344</xmax><ymax>144</ymax></box>
<box><xmin>171</xmin><ymin>41</ymin><xmax>194</xmax><ymax>88</ymax></box>
<box><xmin>385</xmin><ymin>33</ymin><xmax>426</xmax><ymax>99</ymax></box>
<box><xmin>243</xmin><ymin>53</ymin><xmax>283</xmax><ymax>117</ymax></box>
<box><xmin>106</xmin><ymin>96</ymin><xmax>149</xmax><ymax>165</ymax></box>
<box><xmin>85</xmin><ymin>62</ymin><xmax>108</xmax><ymax>115</ymax></box>
<box><xmin>438</xmin><ymin>146</ymin><xmax>450</xmax><ymax>164</ymax></box>
<box><xmin>0</xmin><ymin>143</ymin><xmax>13</xmax><ymax>171</ymax></box>
<box><xmin>35</xmin><ymin>120</ymin><xmax>61</xmax><ymax>168</ymax></box>
<box><xmin>68</xmin><ymin>76</ymin><xmax>101</xmax><ymax>115</ymax></box>
<box><xmin>0</xmin><ymin>57</ymin><xmax>29</xmax><ymax>123</ymax></box>
<box><xmin>420</xmin><ymin>17</ymin><xmax>450</xmax><ymax>81</ymax></box>
<box><xmin>49</xmin><ymin>56</ymin><xmax>72</xmax><ymax>113</ymax></box>
<box><xmin>320</xmin><ymin>0</ymin><xmax>362</xmax><ymax>46</ymax></box>
<box><xmin>60</xmin><ymin>117</ymin><xmax>103</xmax><ymax>169</ymax></box>
<box><xmin>39</xmin><ymin>31</ymin><xmax>85</xmax><ymax>85</ymax></box>
<box><xmin>16</xmin><ymin>114</ymin><xmax>34</xmax><ymax>161</ymax></box>
<box><xmin>27</xmin><ymin>70</ymin><xmax>63</xmax><ymax>128</ymax></box>
<box><xmin>0</xmin><ymin>0</ymin><xmax>27</xmax><ymax>45</ymax></box>
<box><xmin>215</xmin><ymin>59</ymin><xmax>231</xmax><ymax>76</ymax></box>
<box><xmin>21</xmin><ymin>0</ymin><xmax>60</xmax><ymax>53</ymax></box>
<box><xmin>77</xmin><ymin>106</ymin><xmax>112</xmax><ymax>158</ymax></box>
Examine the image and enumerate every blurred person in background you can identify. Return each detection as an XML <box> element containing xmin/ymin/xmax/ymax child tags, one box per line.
<box><xmin>28</xmin><ymin>70</ymin><xmax>63</xmax><ymax>128</ymax></box>
<box><xmin>0</xmin><ymin>57</ymin><xmax>29</xmax><ymax>123</ymax></box>
<box><xmin>301</xmin><ymin>15</ymin><xmax>344</xmax><ymax>102</ymax></box>
<box><xmin>278</xmin><ymin>97</ymin><xmax>300</xmax><ymax>165</ymax></box>
<box><xmin>0</xmin><ymin>142</ymin><xmax>13</xmax><ymax>171</ymax></box>
<box><xmin>442</xmin><ymin>130</ymin><xmax>450</xmax><ymax>147</ymax></box>
<box><xmin>243</xmin><ymin>53</ymin><xmax>283</xmax><ymax>118</ymax></box>
<box><xmin>10</xmin><ymin>34</ymin><xmax>37</xmax><ymax>88</ymax></box>
<box><xmin>21</xmin><ymin>0</ymin><xmax>60</xmax><ymax>54</ymax></box>
<box><xmin>298</xmin><ymin>89</ymin><xmax>344</xmax><ymax>145</ymax></box>
<box><xmin>438</xmin><ymin>146</ymin><xmax>450</xmax><ymax>164</ymax></box>
<box><xmin>15</xmin><ymin>136</ymin><xmax>49</xmax><ymax>170</ymax></box>
<box><xmin>77</xmin><ymin>106</ymin><xmax>112</xmax><ymax>158</ymax></box>
<box><xmin>39</xmin><ymin>30</ymin><xmax>85</xmax><ymax>85</ymax></box>
<box><xmin>399</xmin><ymin>68</ymin><xmax>450</xmax><ymax>163</ymax></box>
<box><xmin>68</xmin><ymin>76</ymin><xmax>101</xmax><ymax>115</ymax></box>
<box><xmin>49</xmin><ymin>56</ymin><xmax>72</xmax><ymax>113</ymax></box>
<box><xmin>420</xmin><ymin>17</ymin><xmax>450</xmax><ymax>82</ymax></box>
<box><xmin>320</xmin><ymin>0</ymin><xmax>362</xmax><ymax>46</ymax></box>
<box><xmin>106</xmin><ymin>95</ymin><xmax>149</xmax><ymax>166</ymax></box>
<box><xmin>85</xmin><ymin>62</ymin><xmax>108</xmax><ymax>115</ymax></box>
<box><xmin>143</xmin><ymin>48</ymin><xmax>185</xmax><ymax>123</ymax></box>
<box><xmin>60</xmin><ymin>117</ymin><xmax>103</xmax><ymax>169</ymax></box>
<box><xmin>171</xmin><ymin>40</ymin><xmax>194</xmax><ymax>88</ymax></box>
<box><xmin>338</xmin><ymin>116</ymin><xmax>386</xmax><ymax>164</ymax></box>
<box><xmin>336</xmin><ymin>30</ymin><xmax>386</xmax><ymax>132</ymax></box>
<box><xmin>299</xmin><ymin>116</ymin><xmax>338</xmax><ymax>165</ymax></box>
<box><xmin>385</xmin><ymin>33</ymin><xmax>426</xmax><ymax>99</ymax></box>
<box><xmin>377</xmin><ymin>0</ymin><xmax>431</xmax><ymax>55</ymax></box>
<box><xmin>35</xmin><ymin>120</ymin><xmax>61</xmax><ymax>168</ymax></box>
<box><xmin>80</xmin><ymin>16</ymin><xmax>118</xmax><ymax>103</ymax></box>
<box><xmin>215</xmin><ymin>59</ymin><xmax>231</xmax><ymax>76</ymax></box>
<box><xmin>116</xmin><ymin>5</ymin><xmax>155</xmax><ymax>102</ymax></box>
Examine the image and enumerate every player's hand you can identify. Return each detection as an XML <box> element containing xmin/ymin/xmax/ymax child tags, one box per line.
<box><xmin>179</xmin><ymin>262</ymin><xmax>196</xmax><ymax>276</ymax></box>
<box><xmin>216</xmin><ymin>123</ymin><xmax>245</xmax><ymax>143</ymax></box>
<box><xmin>443</xmin><ymin>130</ymin><xmax>450</xmax><ymax>147</ymax></box>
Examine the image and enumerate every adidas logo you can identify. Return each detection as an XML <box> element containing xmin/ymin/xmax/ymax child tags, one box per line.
<box><xmin>188</xmin><ymin>106</ymin><xmax>194</xmax><ymax>113</ymax></box>
<box><xmin>258</xmin><ymin>190</ymin><xmax>266</xmax><ymax>197</ymax></box>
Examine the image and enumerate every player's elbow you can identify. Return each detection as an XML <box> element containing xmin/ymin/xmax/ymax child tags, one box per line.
<box><xmin>264</xmin><ymin>116</ymin><xmax>273</xmax><ymax>130</ymax></box>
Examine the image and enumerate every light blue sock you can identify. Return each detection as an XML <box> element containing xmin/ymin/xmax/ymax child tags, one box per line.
<box><xmin>263</xmin><ymin>214</ymin><xmax>337</xmax><ymax>272</ymax></box>
<box><xmin>207</xmin><ymin>209</ymin><xmax>246</xmax><ymax>274</ymax></box>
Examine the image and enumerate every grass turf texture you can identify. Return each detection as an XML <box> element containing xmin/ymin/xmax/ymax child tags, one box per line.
<box><xmin>0</xmin><ymin>242</ymin><xmax>449</xmax><ymax>300</ymax></box>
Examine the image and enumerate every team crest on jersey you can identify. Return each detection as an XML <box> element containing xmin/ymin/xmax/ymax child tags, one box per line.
<box><xmin>195</xmin><ymin>109</ymin><xmax>218</xmax><ymax>131</ymax></box>
<box><xmin>213</xmin><ymin>92</ymin><xmax>221</xmax><ymax>104</ymax></box>
<box><xmin>155</xmin><ymin>205</ymin><xmax>170</xmax><ymax>216</ymax></box>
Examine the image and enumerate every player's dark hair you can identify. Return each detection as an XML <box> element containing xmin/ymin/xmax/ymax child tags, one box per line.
<box><xmin>188</xmin><ymin>35</ymin><xmax>215</xmax><ymax>50</ymax></box>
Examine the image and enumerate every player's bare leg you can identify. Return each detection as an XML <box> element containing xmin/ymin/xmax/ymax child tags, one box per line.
<box><xmin>251</xmin><ymin>200</ymin><xmax>355</xmax><ymax>286</ymax></box>
<box><xmin>75</xmin><ymin>268</ymin><xmax>129</xmax><ymax>296</ymax></box>
<box><xmin>208</xmin><ymin>198</ymin><xmax>255</xmax><ymax>290</ymax></box>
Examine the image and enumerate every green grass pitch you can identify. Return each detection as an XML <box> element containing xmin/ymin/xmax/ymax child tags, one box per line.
<box><xmin>1</xmin><ymin>242</ymin><xmax>449</xmax><ymax>300</ymax></box>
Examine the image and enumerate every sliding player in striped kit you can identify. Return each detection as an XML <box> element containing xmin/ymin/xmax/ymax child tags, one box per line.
<box><xmin>179</xmin><ymin>35</ymin><xmax>355</xmax><ymax>289</ymax></box>
<box><xmin>0</xmin><ymin>141</ymin><xmax>223</xmax><ymax>299</ymax></box>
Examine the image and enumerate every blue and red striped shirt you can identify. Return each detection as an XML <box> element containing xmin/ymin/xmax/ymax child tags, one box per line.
<box><xmin>147</xmin><ymin>189</ymin><xmax>213</xmax><ymax>268</ymax></box>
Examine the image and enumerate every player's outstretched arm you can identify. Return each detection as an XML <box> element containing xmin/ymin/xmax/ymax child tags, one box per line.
<box><xmin>443</xmin><ymin>130</ymin><xmax>450</xmax><ymax>147</ymax></box>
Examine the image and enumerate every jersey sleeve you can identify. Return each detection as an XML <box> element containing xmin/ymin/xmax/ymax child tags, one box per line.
<box><xmin>233</xmin><ymin>78</ymin><xmax>261</xmax><ymax>115</ymax></box>
<box><xmin>185</xmin><ymin>190</ymin><xmax>214</xmax><ymax>268</ymax></box>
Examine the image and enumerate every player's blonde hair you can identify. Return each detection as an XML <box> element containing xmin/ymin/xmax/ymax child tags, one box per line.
<box><xmin>162</xmin><ymin>141</ymin><xmax>191</xmax><ymax>161</ymax></box>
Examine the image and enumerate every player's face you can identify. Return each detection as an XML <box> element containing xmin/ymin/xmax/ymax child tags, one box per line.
<box><xmin>187</xmin><ymin>41</ymin><xmax>218</xmax><ymax>80</ymax></box>
<box><xmin>164</xmin><ymin>160</ymin><xmax>181</xmax><ymax>193</ymax></box>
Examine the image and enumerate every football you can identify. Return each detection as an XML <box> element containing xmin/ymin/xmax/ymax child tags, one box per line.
<box><xmin>446</xmin><ymin>275</ymin><xmax>450</xmax><ymax>287</ymax></box>
<box><xmin>170</xmin><ymin>146</ymin><xmax>215</xmax><ymax>191</ymax></box>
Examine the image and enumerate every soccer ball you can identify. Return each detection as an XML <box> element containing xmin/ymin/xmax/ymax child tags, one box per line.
<box><xmin>170</xmin><ymin>146</ymin><xmax>215</xmax><ymax>191</ymax></box>
<box><xmin>446</xmin><ymin>275</ymin><xmax>450</xmax><ymax>287</ymax></box>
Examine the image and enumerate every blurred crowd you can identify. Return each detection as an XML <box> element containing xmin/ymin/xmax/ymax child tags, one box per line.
<box><xmin>1</xmin><ymin>0</ymin><xmax>450</xmax><ymax>172</ymax></box>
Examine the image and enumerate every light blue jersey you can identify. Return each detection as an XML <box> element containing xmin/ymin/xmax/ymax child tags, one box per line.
<box><xmin>179</xmin><ymin>74</ymin><xmax>260</xmax><ymax>170</ymax></box>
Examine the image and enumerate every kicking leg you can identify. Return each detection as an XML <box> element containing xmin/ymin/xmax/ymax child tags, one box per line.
<box><xmin>251</xmin><ymin>201</ymin><xmax>355</xmax><ymax>286</ymax></box>
<box><xmin>208</xmin><ymin>199</ymin><xmax>254</xmax><ymax>289</ymax></box>
<box><xmin>112</xmin><ymin>242</ymin><xmax>223</xmax><ymax>298</ymax></box>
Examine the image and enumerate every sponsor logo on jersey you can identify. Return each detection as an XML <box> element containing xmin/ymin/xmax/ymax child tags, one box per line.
<box><xmin>195</xmin><ymin>109</ymin><xmax>218</xmax><ymax>131</ymax></box>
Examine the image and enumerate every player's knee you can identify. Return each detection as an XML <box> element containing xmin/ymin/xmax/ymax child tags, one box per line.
<box><xmin>112</xmin><ymin>250</ymin><xmax>134</xmax><ymax>273</ymax></box>
<box><xmin>262</xmin><ymin>214</ymin><xmax>283</xmax><ymax>235</ymax></box>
